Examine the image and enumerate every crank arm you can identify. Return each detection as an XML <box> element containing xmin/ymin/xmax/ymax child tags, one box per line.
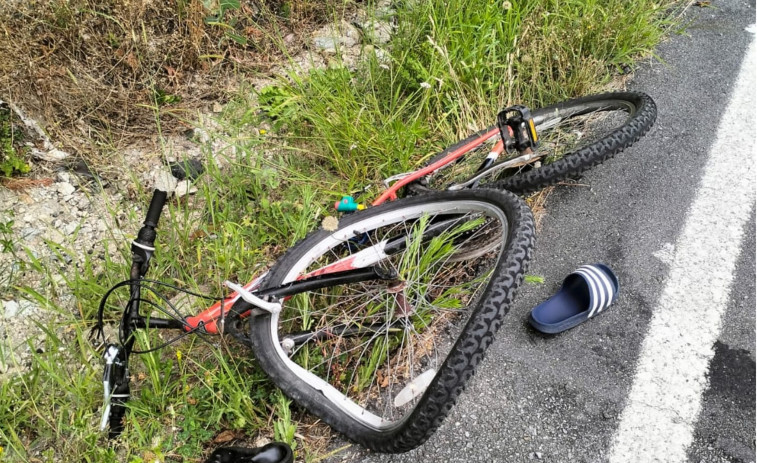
<box><xmin>446</xmin><ymin>151</ymin><xmax>545</xmax><ymax>190</ymax></box>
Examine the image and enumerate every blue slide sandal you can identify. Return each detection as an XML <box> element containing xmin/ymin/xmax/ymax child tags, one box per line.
<box><xmin>529</xmin><ymin>264</ymin><xmax>619</xmax><ymax>334</ymax></box>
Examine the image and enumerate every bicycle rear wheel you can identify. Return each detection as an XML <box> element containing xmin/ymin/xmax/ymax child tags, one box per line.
<box><xmin>411</xmin><ymin>92</ymin><xmax>656</xmax><ymax>194</ymax></box>
<box><xmin>249</xmin><ymin>189</ymin><xmax>534</xmax><ymax>452</ymax></box>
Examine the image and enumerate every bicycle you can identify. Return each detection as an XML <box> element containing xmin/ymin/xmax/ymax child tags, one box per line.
<box><xmin>91</xmin><ymin>91</ymin><xmax>656</xmax><ymax>453</ymax></box>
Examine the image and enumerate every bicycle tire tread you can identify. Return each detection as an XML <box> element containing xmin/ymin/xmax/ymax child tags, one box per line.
<box><xmin>410</xmin><ymin>92</ymin><xmax>656</xmax><ymax>196</ymax></box>
<box><xmin>493</xmin><ymin>92</ymin><xmax>657</xmax><ymax>194</ymax></box>
<box><xmin>364</xmin><ymin>195</ymin><xmax>534</xmax><ymax>452</ymax></box>
<box><xmin>250</xmin><ymin>189</ymin><xmax>535</xmax><ymax>453</ymax></box>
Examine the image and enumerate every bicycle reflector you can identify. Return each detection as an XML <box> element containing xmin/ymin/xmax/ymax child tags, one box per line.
<box><xmin>498</xmin><ymin>105</ymin><xmax>539</xmax><ymax>153</ymax></box>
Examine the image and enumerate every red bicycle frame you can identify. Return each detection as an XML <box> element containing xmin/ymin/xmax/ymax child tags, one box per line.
<box><xmin>184</xmin><ymin>127</ymin><xmax>504</xmax><ymax>334</ymax></box>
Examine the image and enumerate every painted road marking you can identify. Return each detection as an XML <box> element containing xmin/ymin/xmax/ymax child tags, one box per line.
<box><xmin>608</xmin><ymin>36</ymin><xmax>756</xmax><ymax>462</ymax></box>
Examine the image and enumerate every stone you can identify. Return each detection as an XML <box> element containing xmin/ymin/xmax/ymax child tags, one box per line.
<box><xmin>375</xmin><ymin>48</ymin><xmax>390</xmax><ymax>64</ymax></box>
<box><xmin>356</xmin><ymin>20</ymin><xmax>392</xmax><ymax>44</ymax></box>
<box><xmin>194</xmin><ymin>127</ymin><xmax>211</xmax><ymax>143</ymax></box>
<box><xmin>32</xmin><ymin>148</ymin><xmax>70</xmax><ymax>162</ymax></box>
<box><xmin>372</xmin><ymin>22</ymin><xmax>393</xmax><ymax>44</ymax></box>
<box><xmin>312</xmin><ymin>20</ymin><xmax>362</xmax><ymax>54</ymax></box>
<box><xmin>2</xmin><ymin>300</ymin><xmax>20</xmax><ymax>317</ymax></box>
<box><xmin>57</xmin><ymin>172</ymin><xmax>71</xmax><ymax>183</ymax></box>
<box><xmin>314</xmin><ymin>37</ymin><xmax>338</xmax><ymax>54</ymax></box>
<box><xmin>64</xmin><ymin>221</ymin><xmax>78</xmax><ymax>235</ymax></box>
<box><xmin>20</xmin><ymin>227</ymin><xmax>41</xmax><ymax>239</ymax></box>
<box><xmin>175</xmin><ymin>180</ymin><xmax>198</xmax><ymax>197</ymax></box>
<box><xmin>55</xmin><ymin>182</ymin><xmax>75</xmax><ymax>196</ymax></box>
<box><xmin>153</xmin><ymin>169</ymin><xmax>178</xmax><ymax>194</ymax></box>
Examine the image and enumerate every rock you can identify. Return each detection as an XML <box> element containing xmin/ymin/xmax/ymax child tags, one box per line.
<box><xmin>314</xmin><ymin>36</ymin><xmax>339</xmax><ymax>54</ymax></box>
<box><xmin>374</xmin><ymin>48</ymin><xmax>390</xmax><ymax>64</ymax></box>
<box><xmin>75</xmin><ymin>197</ymin><xmax>90</xmax><ymax>210</ymax></box>
<box><xmin>372</xmin><ymin>22</ymin><xmax>393</xmax><ymax>44</ymax></box>
<box><xmin>253</xmin><ymin>435</ymin><xmax>271</xmax><ymax>448</ymax></box>
<box><xmin>312</xmin><ymin>20</ymin><xmax>361</xmax><ymax>54</ymax></box>
<box><xmin>194</xmin><ymin>127</ymin><xmax>211</xmax><ymax>143</ymax></box>
<box><xmin>2</xmin><ymin>301</ymin><xmax>20</xmax><ymax>318</ymax></box>
<box><xmin>32</xmin><ymin>148</ymin><xmax>70</xmax><ymax>162</ymax></box>
<box><xmin>169</xmin><ymin>158</ymin><xmax>204</xmax><ymax>181</ymax></box>
<box><xmin>153</xmin><ymin>169</ymin><xmax>178</xmax><ymax>194</ymax></box>
<box><xmin>55</xmin><ymin>182</ymin><xmax>75</xmax><ymax>196</ymax></box>
<box><xmin>175</xmin><ymin>180</ymin><xmax>198</xmax><ymax>197</ymax></box>
<box><xmin>20</xmin><ymin>227</ymin><xmax>41</xmax><ymax>239</ymax></box>
<box><xmin>64</xmin><ymin>221</ymin><xmax>78</xmax><ymax>235</ymax></box>
<box><xmin>2</xmin><ymin>300</ymin><xmax>35</xmax><ymax>318</ymax></box>
<box><xmin>57</xmin><ymin>172</ymin><xmax>71</xmax><ymax>183</ymax></box>
<box><xmin>355</xmin><ymin>20</ymin><xmax>393</xmax><ymax>44</ymax></box>
<box><xmin>338</xmin><ymin>20</ymin><xmax>361</xmax><ymax>47</ymax></box>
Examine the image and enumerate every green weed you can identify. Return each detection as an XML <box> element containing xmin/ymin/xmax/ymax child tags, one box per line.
<box><xmin>0</xmin><ymin>105</ymin><xmax>30</xmax><ymax>178</ymax></box>
<box><xmin>257</xmin><ymin>0</ymin><xmax>681</xmax><ymax>192</ymax></box>
<box><xmin>525</xmin><ymin>275</ymin><xmax>545</xmax><ymax>284</ymax></box>
<box><xmin>273</xmin><ymin>392</ymin><xmax>298</xmax><ymax>449</ymax></box>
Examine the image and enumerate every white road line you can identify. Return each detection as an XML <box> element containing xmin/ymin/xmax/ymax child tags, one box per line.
<box><xmin>608</xmin><ymin>37</ymin><xmax>757</xmax><ymax>462</ymax></box>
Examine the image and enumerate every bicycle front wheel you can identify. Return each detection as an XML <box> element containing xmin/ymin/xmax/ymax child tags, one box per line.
<box><xmin>249</xmin><ymin>189</ymin><xmax>534</xmax><ymax>452</ymax></box>
<box><xmin>411</xmin><ymin>92</ymin><xmax>656</xmax><ymax>194</ymax></box>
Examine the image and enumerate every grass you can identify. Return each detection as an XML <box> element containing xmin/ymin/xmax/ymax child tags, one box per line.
<box><xmin>0</xmin><ymin>0</ymin><xmax>351</xmax><ymax>160</ymax></box>
<box><xmin>0</xmin><ymin>105</ymin><xmax>30</xmax><ymax>179</ymax></box>
<box><xmin>258</xmin><ymin>0</ymin><xmax>682</xmax><ymax>189</ymax></box>
<box><xmin>0</xmin><ymin>0</ymin><xmax>687</xmax><ymax>461</ymax></box>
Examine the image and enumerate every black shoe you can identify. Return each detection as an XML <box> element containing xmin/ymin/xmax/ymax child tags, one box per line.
<box><xmin>204</xmin><ymin>442</ymin><xmax>294</xmax><ymax>463</ymax></box>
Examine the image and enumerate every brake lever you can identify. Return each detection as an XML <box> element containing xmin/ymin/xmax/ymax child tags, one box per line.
<box><xmin>100</xmin><ymin>345</ymin><xmax>120</xmax><ymax>431</ymax></box>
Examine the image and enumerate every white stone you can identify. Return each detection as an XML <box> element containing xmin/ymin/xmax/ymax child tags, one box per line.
<box><xmin>2</xmin><ymin>300</ymin><xmax>20</xmax><ymax>317</ymax></box>
<box><xmin>153</xmin><ymin>170</ymin><xmax>178</xmax><ymax>194</ymax></box>
<box><xmin>194</xmin><ymin>127</ymin><xmax>211</xmax><ymax>143</ymax></box>
<box><xmin>64</xmin><ymin>221</ymin><xmax>78</xmax><ymax>235</ymax></box>
<box><xmin>175</xmin><ymin>180</ymin><xmax>198</xmax><ymax>197</ymax></box>
<box><xmin>32</xmin><ymin>148</ymin><xmax>70</xmax><ymax>162</ymax></box>
<box><xmin>312</xmin><ymin>20</ymin><xmax>361</xmax><ymax>54</ymax></box>
<box><xmin>314</xmin><ymin>36</ymin><xmax>338</xmax><ymax>54</ymax></box>
<box><xmin>55</xmin><ymin>182</ymin><xmax>75</xmax><ymax>196</ymax></box>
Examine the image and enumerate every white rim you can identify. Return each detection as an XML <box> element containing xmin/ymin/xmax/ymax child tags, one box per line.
<box><xmin>267</xmin><ymin>199</ymin><xmax>509</xmax><ymax>430</ymax></box>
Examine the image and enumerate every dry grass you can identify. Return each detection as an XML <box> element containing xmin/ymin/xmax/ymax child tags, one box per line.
<box><xmin>0</xmin><ymin>177</ymin><xmax>54</xmax><ymax>190</ymax></box>
<box><xmin>0</xmin><ymin>0</ymin><xmax>347</xmax><ymax>165</ymax></box>
<box><xmin>526</xmin><ymin>186</ymin><xmax>554</xmax><ymax>232</ymax></box>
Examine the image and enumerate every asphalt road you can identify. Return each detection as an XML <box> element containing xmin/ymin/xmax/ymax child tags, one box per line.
<box><xmin>342</xmin><ymin>1</ymin><xmax>756</xmax><ymax>462</ymax></box>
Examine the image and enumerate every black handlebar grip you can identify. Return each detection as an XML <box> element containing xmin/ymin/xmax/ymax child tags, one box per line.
<box><xmin>144</xmin><ymin>190</ymin><xmax>167</xmax><ymax>227</ymax></box>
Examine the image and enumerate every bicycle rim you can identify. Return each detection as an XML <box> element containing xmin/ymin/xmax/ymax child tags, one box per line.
<box><xmin>253</xmin><ymin>193</ymin><xmax>517</xmax><ymax>430</ymax></box>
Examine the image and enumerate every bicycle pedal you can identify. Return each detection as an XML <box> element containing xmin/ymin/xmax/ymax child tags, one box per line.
<box><xmin>497</xmin><ymin>105</ymin><xmax>539</xmax><ymax>153</ymax></box>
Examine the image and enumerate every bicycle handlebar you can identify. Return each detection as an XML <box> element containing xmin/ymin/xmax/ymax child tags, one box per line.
<box><xmin>101</xmin><ymin>190</ymin><xmax>169</xmax><ymax>439</ymax></box>
<box><xmin>132</xmin><ymin>189</ymin><xmax>167</xmax><ymax>278</ymax></box>
<box><xmin>144</xmin><ymin>189</ymin><xmax>167</xmax><ymax>228</ymax></box>
<box><xmin>134</xmin><ymin>190</ymin><xmax>166</xmax><ymax>250</ymax></box>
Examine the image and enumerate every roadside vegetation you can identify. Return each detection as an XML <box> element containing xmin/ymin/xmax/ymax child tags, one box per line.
<box><xmin>0</xmin><ymin>0</ymin><xmax>687</xmax><ymax>461</ymax></box>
